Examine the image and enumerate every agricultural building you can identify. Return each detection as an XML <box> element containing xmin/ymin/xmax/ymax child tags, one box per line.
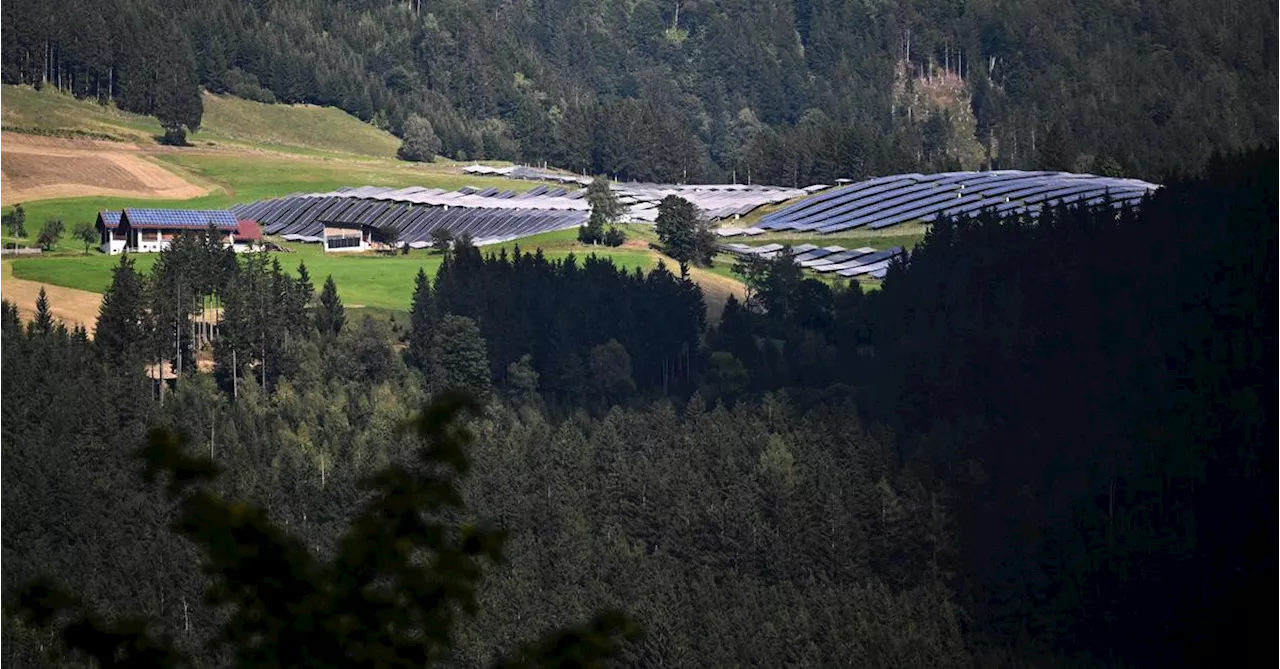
<box><xmin>96</xmin><ymin>209</ymin><xmax>248</xmax><ymax>254</ymax></box>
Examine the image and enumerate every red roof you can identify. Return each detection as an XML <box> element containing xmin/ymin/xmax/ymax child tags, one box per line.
<box><xmin>236</xmin><ymin>220</ymin><xmax>263</xmax><ymax>240</ymax></box>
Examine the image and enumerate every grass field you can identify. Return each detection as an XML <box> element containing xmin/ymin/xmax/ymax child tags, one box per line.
<box><xmin>197</xmin><ymin>93</ymin><xmax>401</xmax><ymax>158</ymax></box>
<box><xmin>9</xmin><ymin>228</ymin><xmax>660</xmax><ymax>312</ymax></box>
<box><xmin>2</xmin><ymin>85</ymin><xmax>400</xmax><ymax>158</ymax></box>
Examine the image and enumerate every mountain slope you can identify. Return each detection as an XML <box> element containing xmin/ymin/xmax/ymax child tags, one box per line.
<box><xmin>2</xmin><ymin>0</ymin><xmax>1275</xmax><ymax>184</ymax></box>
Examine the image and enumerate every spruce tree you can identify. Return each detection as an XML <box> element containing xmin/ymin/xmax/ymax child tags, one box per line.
<box><xmin>95</xmin><ymin>256</ymin><xmax>149</xmax><ymax>367</ymax></box>
<box><xmin>429</xmin><ymin>315</ymin><xmax>491</xmax><ymax>399</ymax></box>
<box><xmin>407</xmin><ymin>268</ymin><xmax>436</xmax><ymax>371</ymax></box>
<box><xmin>289</xmin><ymin>261</ymin><xmax>315</xmax><ymax>335</ymax></box>
<box><xmin>154</xmin><ymin>31</ymin><xmax>203</xmax><ymax>145</ymax></box>
<box><xmin>316</xmin><ymin>275</ymin><xmax>346</xmax><ymax>336</ymax></box>
<box><xmin>29</xmin><ymin>287</ymin><xmax>54</xmax><ymax>336</ymax></box>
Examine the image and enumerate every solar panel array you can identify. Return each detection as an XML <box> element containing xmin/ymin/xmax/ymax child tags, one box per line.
<box><xmin>98</xmin><ymin>211</ymin><xmax>123</xmax><ymax>228</ymax></box>
<box><xmin>617</xmin><ymin>183</ymin><xmax>806</xmax><ymax>221</ymax></box>
<box><xmin>463</xmin><ymin>164</ymin><xmax>592</xmax><ymax>185</ymax></box>
<box><xmin>755</xmin><ymin>171</ymin><xmax>1160</xmax><ymax>233</ymax></box>
<box><xmin>234</xmin><ymin>187</ymin><xmax>589</xmax><ymax>246</ymax></box>
<box><xmin>233</xmin><ymin>177</ymin><xmax>808</xmax><ymax>246</ymax></box>
<box><xmin>122</xmin><ymin>208</ymin><xmax>239</xmax><ymax>229</ymax></box>
<box><xmin>718</xmin><ymin>243</ymin><xmax>904</xmax><ymax>276</ymax></box>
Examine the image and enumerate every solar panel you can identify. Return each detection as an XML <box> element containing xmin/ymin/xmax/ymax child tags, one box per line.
<box><xmin>123</xmin><ymin>209</ymin><xmax>237</xmax><ymax>229</ymax></box>
<box><xmin>98</xmin><ymin>211</ymin><xmax>123</xmax><ymax>228</ymax></box>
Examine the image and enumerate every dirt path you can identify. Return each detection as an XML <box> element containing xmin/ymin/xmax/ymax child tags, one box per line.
<box><xmin>0</xmin><ymin>260</ymin><xmax>102</xmax><ymax>333</ymax></box>
<box><xmin>686</xmin><ymin>265</ymin><xmax>746</xmax><ymax>323</ymax></box>
<box><xmin>1</xmin><ymin>132</ymin><xmax>213</xmax><ymax>203</ymax></box>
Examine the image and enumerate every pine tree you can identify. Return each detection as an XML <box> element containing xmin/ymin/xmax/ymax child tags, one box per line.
<box><xmin>407</xmin><ymin>268</ymin><xmax>436</xmax><ymax>371</ymax></box>
<box><xmin>1040</xmin><ymin>121</ymin><xmax>1075</xmax><ymax>172</ymax></box>
<box><xmin>290</xmin><ymin>261</ymin><xmax>315</xmax><ymax>335</ymax></box>
<box><xmin>29</xmin><ymin>287</ymin><xmax>54</xmax><ymax>336</ymax></box>
<box><xmin>316</xmin><ymin>275</ymin><xmax>346</xmax><ymax>336</ymax></box>
<box><xmin>95</xmin><ymin>256</ymin><xmax>149</xmax><ymax>367</ymax></box>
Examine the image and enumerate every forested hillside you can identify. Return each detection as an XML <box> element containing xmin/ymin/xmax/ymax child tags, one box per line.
<box><xmin>3</xmin><ymin>0</ymin><xmax>1275</xmax><ymax>182</ymax></box>
<box><xmin>3</xmin><ymin>148</ymin><xmax>1274</xmax><ymax>666</ymax></box>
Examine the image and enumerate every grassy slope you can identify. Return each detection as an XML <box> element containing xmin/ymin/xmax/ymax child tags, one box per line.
<box><xmin>197</xmin><ymin>93</ymin><xmax>401</xmax><ymax>158</ymax></box>
<box><xmin>1</xmin><ymin>85</ymin><xmax>161</xmax><ymax>142</ymax></box>
<box><xmin>2</xmin><ymin>85</ymin><xmax>399</xmax><ymax>157</ymax></box>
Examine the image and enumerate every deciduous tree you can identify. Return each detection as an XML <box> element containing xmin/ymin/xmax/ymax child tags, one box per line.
<box><xmin>398</xmin><ymin>114</ymin><xmax>442</xmax><ymax>162</ymax></box>
<box><xmin>73</xmin><ymin>222</ymin><xmax>96</xmax><ymax>254</ymax></box>
<box><xmin>35</xmin><ymin>219</ymin><xmax>64</xmax><ymax>251</ymax></box>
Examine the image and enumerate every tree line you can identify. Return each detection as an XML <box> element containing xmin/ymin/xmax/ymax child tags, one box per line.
<box><xmin>3</xmin><ymin>0</ymin><xmax>1274</xmax><ymax>176</ymax></box>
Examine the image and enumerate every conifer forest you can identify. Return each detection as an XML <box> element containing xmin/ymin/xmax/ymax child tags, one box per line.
<box><xmin>1</xmin><ymin>1</ymin><xmax>1276</xmax><ymax>667</ymax></box>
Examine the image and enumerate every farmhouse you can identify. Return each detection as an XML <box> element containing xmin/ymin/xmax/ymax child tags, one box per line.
<box><xmin>96</xmin><ymin>209</ymin><xmax>262</xmax><ymax>254</ymax></box>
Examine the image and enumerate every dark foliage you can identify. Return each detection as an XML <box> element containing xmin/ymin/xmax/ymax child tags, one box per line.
<box><xmin>719</xmin><ymin>146</ymin><xmax>1278</xmax><ymax>665</ymax></box>
<box><xmin>430</xmin><ymin>243</ymin><xmax>704</xmax><ymax>401</ymax></box>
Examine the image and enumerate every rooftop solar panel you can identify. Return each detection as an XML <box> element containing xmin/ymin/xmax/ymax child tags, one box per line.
<box><xmin>123</xmin><ymin>209</ymin><xmax>238</xmax><ymax>229</ymax></box>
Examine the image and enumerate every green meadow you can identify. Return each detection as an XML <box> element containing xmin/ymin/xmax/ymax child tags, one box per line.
<box><xmin>9</xmin><ymin>228</ymin><xmax>659</xmax><ymax>312</ymax></box>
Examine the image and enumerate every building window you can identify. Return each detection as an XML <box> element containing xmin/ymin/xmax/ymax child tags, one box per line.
<box><xmin>327</xmin><ymin>236</ymin><xmax>362</xmax><ymax>250</ymax></box>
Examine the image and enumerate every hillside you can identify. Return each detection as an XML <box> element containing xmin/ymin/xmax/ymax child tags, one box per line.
<box><xmin>2</xmin><ymin>85</ymin><xmax>401</xmax><ymax>158</ymax></box>
<box><xmin>3</xmin><ymin>0</ymin><xmax>1273</xmax><ymax>184</ymax></box>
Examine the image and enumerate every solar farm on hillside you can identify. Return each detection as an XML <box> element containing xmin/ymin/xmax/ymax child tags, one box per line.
<box><xmin>741</xmin><ymin>170</ymin><xmax>1159</xmax><ymax>235</ymax></box>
